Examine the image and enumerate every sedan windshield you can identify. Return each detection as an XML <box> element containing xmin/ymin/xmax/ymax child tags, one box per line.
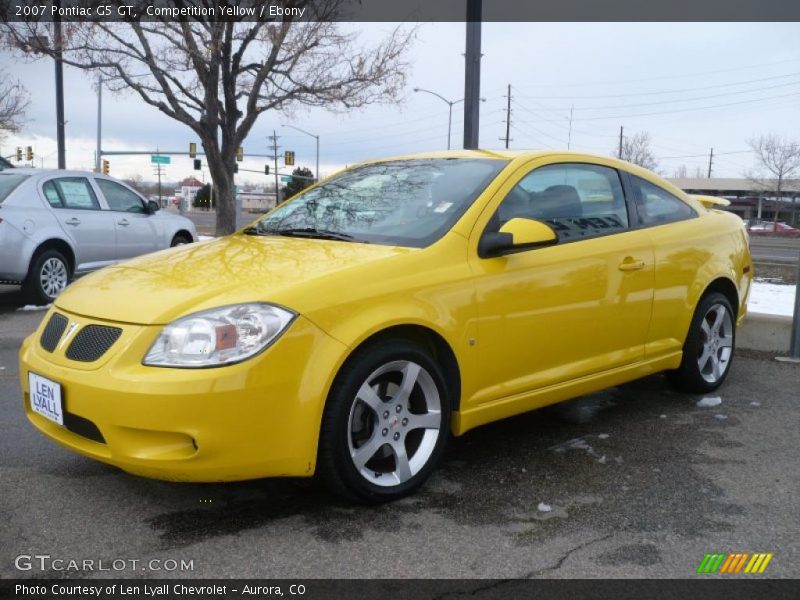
<box><xmin>246</xmin><ymin>158</ymin><xmax>508</xmax><ymax>247</ymax></box>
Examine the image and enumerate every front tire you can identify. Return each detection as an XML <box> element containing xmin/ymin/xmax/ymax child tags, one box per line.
<box><xmin>23</xmin><ymin>250</ymin><xmax>70</xmax><ymax>306</ymax></box>
<box><xmin>318</xmin><ymin>339</ymin><xmax>451</xmax><ymax>503</ymax></box>
<box><xmin>669</xmin><ymin>292</ymin><xmax>735</xmax><ymax>393</ymax></box>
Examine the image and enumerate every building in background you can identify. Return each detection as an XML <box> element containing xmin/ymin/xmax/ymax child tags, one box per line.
<box><xmin>175</xmin><ymin>176</ymin><xmax>203</xmax><ymax>212</ymax></box>
<box><xmin>668</xmin><ymin>177</ymin><xmax>800</xmax><ymax>225</ymax></box>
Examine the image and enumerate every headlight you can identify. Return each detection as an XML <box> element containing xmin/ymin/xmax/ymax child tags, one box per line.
<box><xmin>143</xmin><ymin>303</ymin><xmax>295</xmax><ymax>368</ymax></box>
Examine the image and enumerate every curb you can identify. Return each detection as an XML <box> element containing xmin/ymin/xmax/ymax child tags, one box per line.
<box><xmin>738</xmin><ymin>312</ymin><xmax>793</xmax><ymax>353</ymax></box>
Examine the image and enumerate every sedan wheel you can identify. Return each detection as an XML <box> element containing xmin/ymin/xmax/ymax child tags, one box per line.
<box><xmin>24</xmin><ymin>249</ymin><xmax>71</xmax><ymax>306</ymax></box>
<box><xmin>40</xmin><ymin>257</ymin><xmax>69</xmax><ymax>299</ymax></box>
<box><xmin>318</xmin><ymin>340</ymin><xmax>451</xmax><ymax>502</ymax></box>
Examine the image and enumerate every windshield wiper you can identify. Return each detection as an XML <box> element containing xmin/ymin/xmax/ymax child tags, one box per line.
<box><xmin>271</xmin><ymin>227</ymin><xmax>364</xmax><ymax>243</ymax></box>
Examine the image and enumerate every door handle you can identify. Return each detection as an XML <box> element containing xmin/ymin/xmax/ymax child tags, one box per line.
<box><xmin>65</xmin><ymin>218</ymin><xmax>80</xmax><ymax>226</ymax></box>
<box><xmin>618</xmin><ymin>258</ymin><xmax>645</xmax><ymax>272</ymax></box>
<box><xmin>117</xmin><ymin>219</ymin><xmax>130</xmax><ymax>226</ymax></box>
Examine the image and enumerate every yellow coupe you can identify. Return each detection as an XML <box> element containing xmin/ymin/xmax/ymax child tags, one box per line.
<box><xmin>19</xmin><ymin>151</ymin><xmax>752</xmax><ymax>502</ymax></box>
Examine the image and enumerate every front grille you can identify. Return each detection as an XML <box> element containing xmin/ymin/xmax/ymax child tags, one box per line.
<box><xmin>40</xmin><ymin>313</ymin><xmax>68</xmax><ymax>352</ymax></box>
<box><xmin>65</xmin><ymin>325</ymin><xmax>122</xmax><ymax>362</ymax></box>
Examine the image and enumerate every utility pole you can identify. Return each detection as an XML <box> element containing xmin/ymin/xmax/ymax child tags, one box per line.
<box><xmin>95</xmin><ymin>75</ymin><xmax>102</xmax><ymax>172</ymax></box>
<box><xmin>567</xmin><ymin>105</ymin><xmax>574</xmax><ymax>150</ymax></box>
<box><xmin>463</xmin><ymin>0</ymin><xmax>482</xmax><ymax>149</ymax></box>
<box><xmin>707</xmin><ymin>147</ymin><xmax>714</xmax><ymax>178</ymax></box>
<box><xmin>267</xmin><ymin>130</ymin><xmax>281</xmax><ymax>204</ymax></box>
<box><xmin>618</xmin><ymin>126</ymin><xmax>624</xmax><ymax>159</ymax></box>
<box><xmin>501</xmin><ymin>84</ymin><xmax>511</xmax><ymax>149</ymax></box>
<box><xmin>54</xmin><ymin>0</ymin><xmax>66</xmax><ymax>169</ymax></box>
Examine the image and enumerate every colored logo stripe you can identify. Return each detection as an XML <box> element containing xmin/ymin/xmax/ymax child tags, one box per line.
<box><xmin>697</xmin><ymin>552</ymin><xmax>773</xmax><ymax>574</ymax></box>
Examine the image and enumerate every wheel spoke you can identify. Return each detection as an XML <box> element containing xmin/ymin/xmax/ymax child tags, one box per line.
<box><xmin>710</xmin><ymin>354</ymin><xmax>721</xmax><ymax>380</ymax></box>
<box><xmin>711</xmin><ymin>306</ymin><xmax>725</xmax><ymax>334</ymax></box>
<box><xmin>395</xmin><ymin>362</ymin><xmax>421</xmax><ymax>405</ymax></box>
<box><xmin>351</xmin><ymin>434</ymin><xmax>385</xmax><ymax>470</ymax></box>
<box><xmin>698</xmin><ymin>346</ymin><xmax>712</xmax><ymax>371</ymax></box>
<box><xmin>719</xmin><ymin>336</ymin><xmax>733</xmax><ymax>349</ymax></box>
<box><xmin>408</xmin><ymin>411</ymin><xmax>441</xmax><ymax>431</ymax></box>
<box><xmin>356</xmin><ymin>382</ymin><xmax>384</xmax><ymax>414</ymax></box>
<box><xmin>392</xmin><ymin>442</ymin><xmax>413</xmax><ymax>482</ymax></box>
<box><xmin>700</xmin><ymin>319</ymin><xmax>711</xmax><ymax>338</ymax></box>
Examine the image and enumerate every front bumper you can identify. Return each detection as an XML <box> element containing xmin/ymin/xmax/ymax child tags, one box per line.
<box><xmin>19</xmin><ymin>307</ymin><xmax>348</xmax><ymax>482</ymax></box>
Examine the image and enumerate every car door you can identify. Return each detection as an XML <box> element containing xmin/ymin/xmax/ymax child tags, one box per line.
<box><xmin>42</xmin><ymin>176</ymin><xmax>117</xmax><ymax>272</ymax></box>
<box><xmin>468</xmin><ymin>160</ymin><xmax>655</xmax><ymax>406</ymax></box>
<box><xmin>94</xmin><ymin>177</ymin><xmax>160</xmax><ymax>260</ymax></box>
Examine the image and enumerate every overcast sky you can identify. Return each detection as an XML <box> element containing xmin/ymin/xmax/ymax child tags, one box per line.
<box><xmin>2</xmin><ymin>22</ymin><xmax>799</xmax><ymax>184</ymax></box>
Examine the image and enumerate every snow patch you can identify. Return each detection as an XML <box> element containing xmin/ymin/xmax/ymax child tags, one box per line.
<box><xmin>537</xmin><ymin>502</ymin><xmax>552</xmax><ymax>513</ymax></box>
<box><xmin>598</xmin><ymin>433</ymin><xmax>610</xmax><ymax>440</ymax></box>
<box><xmin>198</xmin><ymin>235</ymin><xmax>215</xmax><ymax>241</ymax></box>
<box><xmin>17</xmin><ymin>304</ymin><xmax>52</xmax><ymax>312</ymax></box>
<box><xmin>697</xmin><ymin>396</ymin><xmax>722</xmax><ymax>407</ymax></box>
<box><xmin>549</xmin><ymin>436</ymin><xmax>607</xmax><ymax>463</ymax></box>
<box><xmin>714</xmin><ymin>414</ymin><xmax>728</xmax><ymax>420</ymax></box>
<box><xmin>749</xmin><ymin>401</ymin><xmax>761</xmax><ymax>407</ymax></box>
<box><xmin>748</xmin><ymin>282</ymin><xmax>796</xmax><ymax>317</ymax></box>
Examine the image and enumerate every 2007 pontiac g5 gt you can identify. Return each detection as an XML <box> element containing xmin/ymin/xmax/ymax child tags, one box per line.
<box><xmin>20</xmin><ymin>151</ymin><xmax>752</xmax><ymax>502</ymax></box>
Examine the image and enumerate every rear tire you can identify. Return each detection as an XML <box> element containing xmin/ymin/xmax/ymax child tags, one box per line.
<box><xmin>171</xmin><ymin>234</ymin><xmax>192</xmax><ymax>247</ymax></box>
<box><xmin>23</xmin><ymin>249</ymin><xmax>70</xmax><ymax>306</ymax></box>
<box><xmin>668</xmin><ymin>292</ymin><xmax>735</xmax><ymax>393</ymax></box>
<box><xmin>317</xmin><ymin>339</ymin><xmax>451</xmax><ymax>503</ymax></box>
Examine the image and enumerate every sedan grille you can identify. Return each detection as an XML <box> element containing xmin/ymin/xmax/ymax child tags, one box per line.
<box><xmin>65</xmin><ymin>325</ymin><xmax>122</xmax><ymax>362</ymax></box>
<box><xmin>40</xmin><ymin>313</ymin><xmax>68</xmax><ymax>352</ymax></box>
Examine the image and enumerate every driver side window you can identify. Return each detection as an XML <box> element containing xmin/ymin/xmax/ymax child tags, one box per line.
<box><xmin>96</xmin><ymin>179</ymin><xmax>146</xmax><ymax>214</ymax></box>
<box><xmin>488</xmin><ymin>163</ymin><xmax>629</xmax><ymax>243</ymax></box>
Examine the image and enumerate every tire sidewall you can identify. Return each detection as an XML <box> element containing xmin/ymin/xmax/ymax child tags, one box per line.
<box><xmin>680</xmin><ymin>292</ymin><xmax>736</xmax><ymax>392</ymax></box>
<box><xmin>25</xmin><ymin>250</ymin><xmax>70</xmax><ymax>305</ymax></box>
<box><xmin>321</xmin><ymin>340</ymin><xmax>451</xmax><ymax>503</ymax></box>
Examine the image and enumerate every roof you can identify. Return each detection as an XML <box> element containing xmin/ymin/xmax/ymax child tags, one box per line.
<box><xmin>668</xmin><ymin>177</ymin><xmax>800</xmax><ymax>194</ymax></box>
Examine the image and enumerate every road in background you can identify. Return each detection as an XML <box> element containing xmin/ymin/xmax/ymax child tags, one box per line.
<box><xmin>749</xmin><ymin>236</ymin><xmax>800</xmax><ymax>265</ymax></box>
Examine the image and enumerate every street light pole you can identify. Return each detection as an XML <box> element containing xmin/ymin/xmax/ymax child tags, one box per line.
<box><xmin>412</xmin><ymin>88</ymin><xmax>464</xmax><ymax>151</ymax></box>
<box><xmin>95</xmin><ymin>75</ymin><xmax>102</xmax><ymax>172</ymax></box>
<box><xmin>283</xmin><ymin>124</ymin><xmax>320</xmax><ymax>182</ymax></box>
<box><xmin>463</xmin><ymin>0</ymin><xmax>482</xmax><ymax>150</ymax></box>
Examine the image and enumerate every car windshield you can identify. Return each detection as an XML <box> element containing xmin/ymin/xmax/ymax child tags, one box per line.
<box><xmin>246</xmin><ymin>158</ymin><xmax>508</xmax><ymax>247</ymax></box>
<box><xmin>0</xmin><ymin>174</ymin><xmax>29</xmax><ymax>204</ymax></box>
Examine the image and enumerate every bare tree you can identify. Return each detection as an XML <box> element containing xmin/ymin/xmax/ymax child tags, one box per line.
<box><xmin>672</xmin><ymin>164</ymin><xmax>689</xmax><ymax>179</ymax></box>
<box><xmin>612</xmin><ymin>131</ymin><xmax>657</xmax><ymax>171</ymax></box>
<box><xmin>0</xmin><ymin>69</ymin><xmax>29</xmax><ymax>141</ymax></box>
<box><xmin>2</xmin><ymin>1</ymin><xmax>413</xmax><ymax>234</ymax></box>
<box><xmin>746</xmin><ymin>134</ymin><xmax>800</xmax><ymax>225</ymax></box>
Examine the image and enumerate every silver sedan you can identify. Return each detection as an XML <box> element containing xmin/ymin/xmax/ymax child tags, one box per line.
<box><xmin>0</xmin><ymin>169</ymin><xmax>197</xmax><ymax>305</ymax></box>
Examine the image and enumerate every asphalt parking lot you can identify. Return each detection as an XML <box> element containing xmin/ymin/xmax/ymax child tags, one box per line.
<box><xmin>0</xmin><ymin>285</ymin><xmax>797</xmax><ymax>579</ymax></box>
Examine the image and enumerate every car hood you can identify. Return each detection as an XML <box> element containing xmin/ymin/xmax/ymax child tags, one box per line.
<box><xmin>55</xmin><ymin>234</ymin><xmax>414</xmax><ymax>325</ymax></box>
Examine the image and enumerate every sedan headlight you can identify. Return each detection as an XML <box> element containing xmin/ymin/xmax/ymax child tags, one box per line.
<box><xmin>143</xmin><ymin>303</ymin><xmax>295</xmax><ymax>368</ymax></box>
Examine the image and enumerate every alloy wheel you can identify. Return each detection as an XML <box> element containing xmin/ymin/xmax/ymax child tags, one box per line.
<box><xmin>697</xmin><ymin>303</ymin><xmax>733</xmax><ymax>384</ymax></box>
<box><xmin>347</xmin><ymin>360</ymin><xmax>442</xmax><ymax>487</ymax></box>
<box><xmin>39</xmin><ymin>257</ymin><xmax>68</xmax><ymax>299</ymax></box>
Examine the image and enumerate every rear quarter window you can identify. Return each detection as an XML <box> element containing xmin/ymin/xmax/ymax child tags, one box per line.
<box><xmin>0</xmin><ymin>174</ymin><xmax>29</xmax><ymax>204</ymax></box>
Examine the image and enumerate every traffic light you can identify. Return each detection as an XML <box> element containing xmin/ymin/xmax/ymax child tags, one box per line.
<box><xmin>189</xmin><ymin>142</ymin><xmax>197</xmax><ymax>158</ymax></box>
<box><xmin>26</xmin><ymin>146</ymin><xmax>33</xmax><ymax>161</ymax></box>
<box><xmin>193</xmin><ymin>159</ymin><xmax>201</xmax><ymax>170</ymax></box>
<box><xmin>284</xmin><ymin>150</ymin><xmax>295</xmax><ymax>166</ymax></box>
<box><xmin>264</xmin><ymin>164</ymin><xmax>270</xmax><ymax>175</ymax></box>
<box><xmin>16</xmin><ymin>147</ymin><xmax>22</xmax><ymax>162</ymax></box>
<box><xmin>102</xmin><ymin>159</ymin><xmax>110</xmax><ymax>175</ymax></box>
<box><xmin>236</xmin><ymin>146</ymin><xmax>243</xmax><ymax>162</ymax></box>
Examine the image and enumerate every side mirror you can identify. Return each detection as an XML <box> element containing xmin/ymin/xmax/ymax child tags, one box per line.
<box><xmin>146</xmin><ymin>200</ymin><xmax>160</xmax><ymax>214</ymax></box>
<box><xmin>478</xmin><ymin>218</ymin><xmax>557</xmax><ymax>258</ymax></box>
